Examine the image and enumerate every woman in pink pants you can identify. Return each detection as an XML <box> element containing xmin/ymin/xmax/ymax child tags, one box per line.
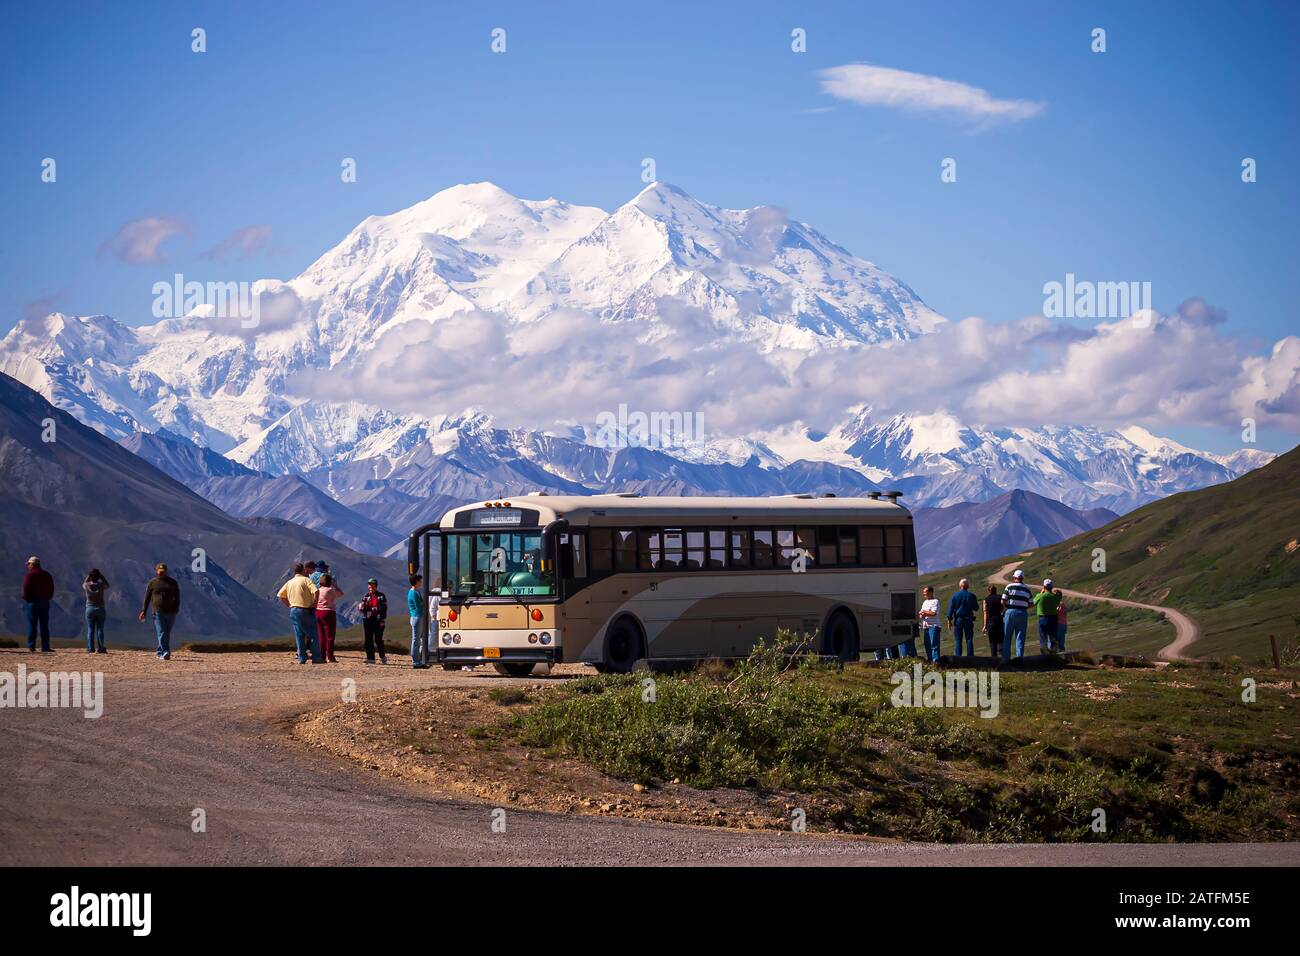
<box><xmin>314</xmin><ymin>574</ymin><xmax>344</xmax><ymax>663</ymax></box>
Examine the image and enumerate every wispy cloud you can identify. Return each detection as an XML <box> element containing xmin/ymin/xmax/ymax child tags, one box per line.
<box><xmin>819</xmin><ymin>63</ymin><xmax>1045</xmax><ymax>125</ymax></box>
<box><xmin>201</xmin><ymin>224</ymin><xmax>283</xmax><ymax>262</ymax></box>
<box><xmin>98</xmin><ymin>216</ymin><xmax>190</xmax><ymax>264</ymax></box>
<box><xmin>22</xmin><ymin>289</ymin><xmax>69</xmax><ymax>322</ymax></box>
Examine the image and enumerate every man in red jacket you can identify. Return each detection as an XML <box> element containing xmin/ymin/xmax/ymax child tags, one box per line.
<box><xmin>21</xmin><ymin>555</ymin><xmax>55</xmax><ymax>652</ymax></box>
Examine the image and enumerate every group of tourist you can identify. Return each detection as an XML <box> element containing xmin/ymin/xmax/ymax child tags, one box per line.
<box><xmin>21</xmin><ymin>556</ymin><xmax>181</xmax><ymax>659</ymax></box>
<box><xmin>16</xmin><ymin>554</ymin><xmax>434</xmax><ymax>668</ymax></box>
<box><xmin>876</xmin><ymin>570</ymin><xmax>1069</xmax><ymax>663</ymax></box>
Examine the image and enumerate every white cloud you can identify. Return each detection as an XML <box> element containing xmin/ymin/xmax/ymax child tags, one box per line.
<box><xmin>819</xmin><ymin>63</ymin><xmax>1045</xmax><ymax>125</ymax></box>
<box><xmin>295</xmin><ymin>299</ymin><xmax>1299</xmax><ymax>441</ymax></box>
<box><xmin>201</xmin><ymin>224</ymin><xmax>279</xmax><ymax>262</ymax></box>
<box><xmin>98</xmin><ymin>216</ymin><xmax>190</xmax><ymax>264</ymax></box>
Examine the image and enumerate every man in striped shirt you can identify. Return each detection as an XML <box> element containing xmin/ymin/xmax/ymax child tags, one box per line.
<box><xmin>1001</xmin><ymin>569</ymin><xmax>1034</xmax><ymax>660</ymax></box>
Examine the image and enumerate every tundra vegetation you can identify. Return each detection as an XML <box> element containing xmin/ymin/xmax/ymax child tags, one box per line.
<box><xmin>491</xmin><ymin>638</ymin><xmax>1300</xmax><ymax>840</ymax></box>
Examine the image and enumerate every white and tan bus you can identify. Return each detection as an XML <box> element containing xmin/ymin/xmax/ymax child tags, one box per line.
<box><xmin>406</xmin><ymin>492</ymin><xmax>918</xmax><ymax>676</ymax></box>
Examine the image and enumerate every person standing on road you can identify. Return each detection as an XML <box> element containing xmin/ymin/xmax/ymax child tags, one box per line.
<box><xmin>21</xmin><ymin>556</ymin><xmax>54</xmax><ymax>653</ymax></box>
<box><xmin>314</xmin><ymin>573</ymin><xmax>343</xmax><ymax>663</ymax></box>
<box><xmin>310</xmin><ymin>560</ymin><xmax>331</xmax><ymax>588</ymax></box>
<box><xmin>408</xmin><ymin>574</ymin><xmax>428</xmax><ymax>669</ymax></box>
<box><xmin>1056</xmin><ymin>590</ymin><xmax>1069</xmax><ymax>651</ymax></box>
<box><xmin>83</xmin><ymin>568</ymin><xmax>110</xmax><ymax>654</ymax></box>
<box><xmin>277</xmin><ymin>563</ymin><xmax>321</xmax><ymax>665</ymax></box>
<box><xmin>358</xmin><ymin>578</ymin><xmax>388</xmax><ymax>665</ymax></box>
<box><xmin>1033</xmin><ymin>578</ymin><xmax>1063</xmax><ymax>653</ymax></box>
<box><xmin>1000</xmin><ymin>569</ymin><xmax>1033</xmax><ymax>660</ymax></box>
<box><xmin>919</xmin><ymin>585</ymin><xmax>943</xmax><ymax>662</ymax></box>
<box><xmin>982</xmin><ymin>584</ymin><xmax>1004</xmax><ymax>657</ymax></box>
<box><xmin>138</xmin><ymin>563</ymin><xmax>181</xmax><ymax>660</ymax></box>
<box><xmin>946</xmin><ymin>578</ymin><xmax>979</xmax><ymax>657</ymax></box>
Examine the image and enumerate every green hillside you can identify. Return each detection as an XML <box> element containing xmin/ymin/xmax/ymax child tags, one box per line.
<box><xmin>921</xmin><ymin>446</ymin><xmax>1300</xmax><ymax>659</ymax></box>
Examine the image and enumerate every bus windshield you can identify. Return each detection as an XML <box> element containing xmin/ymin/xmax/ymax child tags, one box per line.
<box><xmin>445</xmin><ymin>531</ymin><xmax>556</xmax><ymax>598</ymax></box>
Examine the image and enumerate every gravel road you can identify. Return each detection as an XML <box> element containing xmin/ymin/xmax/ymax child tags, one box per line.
<box><xmin>3</xmin><ymin>646</ymin><xmax>1293</xmax><ymax>866</ymax></box>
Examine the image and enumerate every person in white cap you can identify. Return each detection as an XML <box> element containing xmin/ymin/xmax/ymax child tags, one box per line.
<box><xmin>21</xmin><ymin>556</ymin><xmax>55</xmax><ymax>653</ymax></box>
<box><xmin>1033</xmin><ymin>577</ymin><xmax>1064</xmax><ymax>652</ymax></box>
<box><xmin>1000</xmin><ymin>568</ymin><xmax>1033</xmax><ymax>659</ymax></box>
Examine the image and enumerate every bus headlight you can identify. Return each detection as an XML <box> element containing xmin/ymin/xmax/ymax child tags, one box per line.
<box><xmin>539</xmin><ymin>632</ymin><xmax>552</xmax><ymax>644</ymax></box>
<box><xmin>452</xmin><ymin>634</ymin><xmax>461</xmax><ymax>644</ymax></box>
<box><xmin>441</xmin><ymin>634</ymin><xmax>452</xmax><ymax>645</ymax></box>
<box><xmin>528</xmin><ymin>633</ymin><xmax>538</xmax><ymax>644</ymax></box>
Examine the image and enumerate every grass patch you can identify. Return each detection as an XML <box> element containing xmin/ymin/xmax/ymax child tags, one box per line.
<box><xmin>499</xmin><ymin>637</ymin><xmax>1300</xmax><ymax>840</ymax></box>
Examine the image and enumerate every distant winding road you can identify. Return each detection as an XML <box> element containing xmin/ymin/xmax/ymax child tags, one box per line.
<box><xmin>989</xmin><ymin>559</ymin><xmax>1201</xmax><ymax>661</ymax></box>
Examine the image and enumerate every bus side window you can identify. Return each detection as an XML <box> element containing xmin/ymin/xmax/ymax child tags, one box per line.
<box><xmin>859</xmin><ymin>526</ymin><xmax>885</xmax><ymax>566</ymax></box>
<box><xmin>730</xmin><ymin>528</ymin><xmax>751</xmax><ymax>568</ymax></box>
<box><xmin>776</xmin><ymin>527</ymin><xmax>797</xmax><ymax>566</ymax></box>
<box><xmin>706</xmin><ymin>529</ymin><xmax>727</xmax><ymax>569</ymax></box>
<box><xmin>590</xmin><ymin>528</ymin><xmax>613</xmax><ymax>573</ymax></box>
<box><xmin>885</xmin><ymin>526</ymin><xmax>906</xmax><ymax>565</ymax></box>
<box><xmin>660</xmin><ymin>529</ymin><xmax>684</xmax><ymax>570</ymax></box>
<box><xmin>812</xmin><ymin>525</ymin><xmax>834</xmax><ymax>566</ymax></box>
<box><xmin>838</xmin><ymin>525</ymin><xmax>858</xmax><ymax>565</ymax></box>
<box><xmin>639</xmin><ymin>529</ymin><xmax>660</xmax><ymax>570</ymax></box>
<box><xmin>686</xmin><ymin>529</ymin><xmax>706</xmax><ymax>570</ymax></box>
<box><xmin>569</xmin><ymin>532</ymin><xmax>587</xmax><ymax>578</ymax></box>
<box><xmin>753</xmin><ymin>529</ymin><xmax>774</xmax><ymax>566</ymax></box>
<box><xmin>613</xmin><ymin>529</ymin><xmax>637</xmax><ymax>570</ymax></box>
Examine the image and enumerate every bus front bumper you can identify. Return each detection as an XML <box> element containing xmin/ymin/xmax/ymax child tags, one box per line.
<box><xmin>436</xmin><ymin>628</ymin><xmax>563</xmax><ymax>665</ymax></box>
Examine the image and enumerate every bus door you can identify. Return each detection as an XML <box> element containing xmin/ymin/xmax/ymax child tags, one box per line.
<box><xmin>557</xmin><ymin>531</ymin><xmax>590</xmax><ymax>625</ymax></box>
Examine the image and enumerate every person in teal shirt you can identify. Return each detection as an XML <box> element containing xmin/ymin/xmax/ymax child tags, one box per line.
<box><xmin>408</xmin><ymin>574</ymin><xmax>428</xmax><ymax>669</ymax></box>
<box><xmin>1033</xmin><ymin>578</ymin><xmax>1063</xmax><ymax>652</ymax></box>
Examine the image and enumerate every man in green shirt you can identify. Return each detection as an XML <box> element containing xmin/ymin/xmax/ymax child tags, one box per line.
<box><xmin>1033</xmin><ymin>578</ymin><xmax>1063</xmax><ymax>653</ymax></box>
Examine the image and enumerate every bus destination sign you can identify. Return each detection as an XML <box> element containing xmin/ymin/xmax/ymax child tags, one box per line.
<box><xmin>470</xmin><ymin>508</ymin><xmax>523</xmax><ymax>527</ymax></box>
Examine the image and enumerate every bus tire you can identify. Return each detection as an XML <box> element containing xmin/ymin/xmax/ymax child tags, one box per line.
<box><xmin>602</xmin><ymin>617</ymin><xmax>644</xmax><ymax>674</ymax></box>
<box><xmin>824</xmin><ymin>609</ymin><xmax>859</xmax><ymax>663</ymax></box>
<box><xmin>493</xmin><ymin>662</ymin><xmax>536</xmax><ymax>677</ymax></box>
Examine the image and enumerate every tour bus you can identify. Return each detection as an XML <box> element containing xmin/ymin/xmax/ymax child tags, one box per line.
<box><xmin>406</xmin><ymin>492</ymin><xmax>918</xmax><ymax>676</ymax></box>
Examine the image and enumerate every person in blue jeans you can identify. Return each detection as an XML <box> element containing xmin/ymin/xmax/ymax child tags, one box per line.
<box><xmin>21</xmin><ymin>556</ymin><xmax>55</xmax><ymax>653</ymax></box>
<box><xmin>1000</xmin><ymin>569</ymin><xmax>1033</xmax><ymax>660</ymax></box>
<box><xmin>946</xmin><ymin>577</ymin><xmax>979</xmax><ymax>656</ymax></box>
<box><xmin>408</xmin><ymin>574</ymin><xmax>428</xmax><ymax>669</ymax></box>
<box><xmin>138</xmin><ymin>563</ymin><xmax>181</xmax><ymax>661</ymax></box>
<box><xmin>83</xmin><ymin>568</ymin><xmax>110</xmax><ymax>653</ymax></box>
<box><xmin>919</xmin><ymin>585</ymin><xmax>943</xmax><ymax>662</ymax></box>
<box><xmin>277</xmin><ymin>563</ymin><xmax>321</xmax><ymax>664</ymax></box>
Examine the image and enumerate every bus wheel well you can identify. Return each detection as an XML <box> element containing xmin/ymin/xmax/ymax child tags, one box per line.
<box><xmin>601</xmin><ymin>614</ymin><xmax>645</xmax><ymax>674</ymax></box>
<box><xmin>822</xmin><ymin>607</ymin><xmax>859</xmax><ymax>663</ymax></box>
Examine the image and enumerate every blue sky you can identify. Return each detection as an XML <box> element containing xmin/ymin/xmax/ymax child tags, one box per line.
<box><xmin>3</xmin><ymin>0</ymin><xmax>1297</xmax><ymax>452</ymax></box>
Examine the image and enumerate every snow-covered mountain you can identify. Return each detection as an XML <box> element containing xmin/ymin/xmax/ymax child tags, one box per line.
<box><xmin>0</xmin><ymin>182</ymin><xmax>1278</xmax><ymax>533</ymax></box>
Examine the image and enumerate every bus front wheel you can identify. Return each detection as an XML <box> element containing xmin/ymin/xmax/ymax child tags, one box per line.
<box><xmin>824</xmin><ymin>610</ymin><xmax>860</xmax><ymax>663</ymax></box>
<box><xmin>600</xmin><ymin>618</ymin><xmax>644</xmax><ymax>674</ymax></box>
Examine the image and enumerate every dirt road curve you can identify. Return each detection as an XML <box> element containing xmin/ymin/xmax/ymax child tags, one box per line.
<box><xmin>5</xmin><ymin>646</ymin><xmax>1291</xmax><ymax>867</ymax></box>
<box><xmin>989</xmin><ymin>560</ymin><xmax>1201</xmax><ymax>662</ymax></box>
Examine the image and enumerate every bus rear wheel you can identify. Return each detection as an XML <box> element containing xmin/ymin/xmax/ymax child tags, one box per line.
<box><xmin>602</xmin><ymin>618</ymin><xmax>644</xmax><ymax>674</ymax></box>
<box><xmin>493</xmin><ymin>662</ymin><xmax>537</xmax><ymax>677</ymax></box>
<box><xmin>824</xmin><ymin>610</ymin><xmax>859</xmax><ymax>663</ymax></box>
